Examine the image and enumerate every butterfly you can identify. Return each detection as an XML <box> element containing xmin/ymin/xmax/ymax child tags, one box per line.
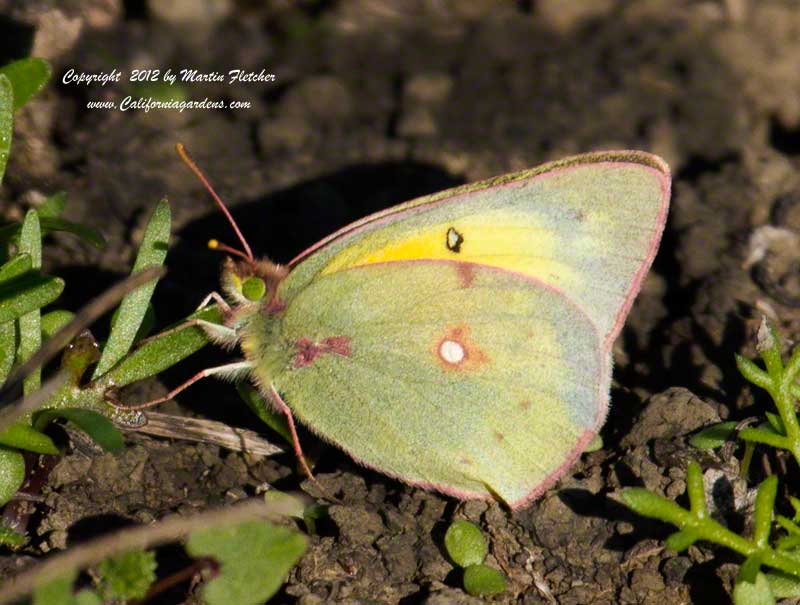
<box><xmin>155</xmin><ymin>148</ymin><xmax>670</xmax><ymax>510</ymax></box>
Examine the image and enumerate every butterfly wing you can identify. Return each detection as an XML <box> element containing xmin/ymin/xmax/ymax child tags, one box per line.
<box><xmin>255</xmin><ymin>261</ymin><xmax>605</xmax><ymax>508</ymax></box>
<box><xmin>281</xmin><ymin>150</ymin><xmax>670</xmax><ymax>350</ymax></box>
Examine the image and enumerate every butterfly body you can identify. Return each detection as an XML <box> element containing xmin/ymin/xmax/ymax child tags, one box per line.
<box><xmin>217</xmin><ymin>150</ymin><xmax>670</xmax><ymax>509</ymax></box>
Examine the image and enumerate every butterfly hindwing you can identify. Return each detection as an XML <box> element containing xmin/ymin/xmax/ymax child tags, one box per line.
<box><xmin>255</xmin><ymin>261</ymin><xmax>605</xmax><ymax>507</ymax></box>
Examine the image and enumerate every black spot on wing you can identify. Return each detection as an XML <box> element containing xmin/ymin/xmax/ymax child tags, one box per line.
<box><xmin>446</xmin><ymin>227</ymin><xmax>464</xmax><ymax>253</ymax></box>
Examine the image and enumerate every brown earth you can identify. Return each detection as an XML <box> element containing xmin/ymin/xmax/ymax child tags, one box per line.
<box><xmin>3</xmin><ymin>1</ymin><xmax>800</xmax><ymax>603</ymax></box>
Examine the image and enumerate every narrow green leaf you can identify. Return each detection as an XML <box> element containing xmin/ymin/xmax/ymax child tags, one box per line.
<box><xmin>19</xmin><ymin>210</ymin><xmax>43</xmax><ymax>394</ymax></box>
<box><xmin>0</xmin><ymin>57</ymin><xmax>51</xmax><ymax>110</ymax></box>
<box><xmin>33</xmin><ymin>408</ymin><xmax>124</xmax><ymax>452</ymax></box>
<box><xmin>237</xmin><ymin>383</ymin><xmax>292</xmax><ymax>445</ymax></box>
<box><xmin>665</xmin><ymin>528</ymin><xmax>699</xmax><ymax>552</ymax></box>
<box><xmin>0</xmin><ymin>74</ymin><xmax>12</xmax><ymax>187</ymax></box>
<box><xmin>93</xmin><ymin>200</ymin><xmax>170</xmax><ymax>378</ymax></box>
<box><xmin>737</xmin><ymin>354</ymin><xmax>773</xmax><ymax>391</ymax></box>
<box><xmin>765</xmin><ymin>412</ymin><xmax>785</xmax><ymax>435</ymax></box>
<box><xmin>103</xmin><ymin>306</ymin><xmax>220</xmax><ymax>387</ymax></box>
<box><xmin>0</xmin><ymin>253</ymin><xmax>31</xmax><ymax>282</ymax></box>
<box><xmin>689</xmin><ymin>421</ymin><xmax>738</xmax><ymax>450</ymax></box>
<box><xmin>40</xmin><ymin>217</ymin><xmax>106</xmax><ymax>249</ymax></box>
<box><xmin>0</xmin><ymin>421</ymin><xmax>59</xmax><ymax>454</ymax></box>
<box><xmin>754</xmin><ymin>476</ymin><xmax>778</xmax><ymax>547</ymax></box>
<box><xmin>0</xmin><ymin>321</ymin><xmax>15</xmax><ymax>387</ymax></box>
<box><xmin>41</xmin><ymin>310</ymin><xmax>74</xmax><ymax>339</ymax></box>
<box><xmin>740</xmin><ymin>554</ymin><xmax>764</xmax><ymax>584</ymax></box>
<box><xmin>35</xmin><ymin>191</ymin><xmax>66</xmax><ymax>219</ymax></box>
<box><xmin>0</xmin><ymin>447</ymin><xmax>25</xmax><ymax>506</ymax></box>
<box><xmin>463</xmin><ymin>564</ymin><xmax>506</xmax><ymax>597</ymax></box>
<box><xmin>110</xmin><ymin>302</ymin><xmax>155</xmax><ymax>345</ymax></box>
<box><xmin>620</xmin><ymin>488</ymin><xmax>692</xmax><ymax>527</ymax></box>
<box><xmin>444</xmin><ymin>520</ymin><xmax>487</xmax><ymax>568</ymax></box>
<box><xmin>776</xmin><ymin>515</ymin><xmax>800</xmax><ymax>537</ymax></box>
<box><xmin>687</xmin><ymin>461</ymin><xmax>708</xmax><ymax>518</ymax></box>
<box><xmin>0</xmin><ymin>272</ymin><xmax>64</xmax><ymax>324</ymax></box>
<box><xmin>740</xmin><ymin>426</ymin><xmax>790</xmax><ymax>449</ymax></box>
<box><xmin>186</xmin><ymin>521</ymin><xmax>307</xmax><ymax>605</ymax></box>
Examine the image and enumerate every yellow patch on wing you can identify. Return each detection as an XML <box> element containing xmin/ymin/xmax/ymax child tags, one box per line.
<box><xmin>318</xmin><ymin>213</ymin><xmax>577</xmax><ymax>288</ymax></box>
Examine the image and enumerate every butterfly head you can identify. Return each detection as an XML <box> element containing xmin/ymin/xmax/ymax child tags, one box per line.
<box><xmin>219</xmin><ymin>255</ymin><xmax>288</xmax><ymax>309</ymax></box>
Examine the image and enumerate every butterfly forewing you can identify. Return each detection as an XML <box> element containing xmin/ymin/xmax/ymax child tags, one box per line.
<box><xmin>282</xmin><ymin>151</ymin><xmax>670</xmax><ymax>350</ymax></box>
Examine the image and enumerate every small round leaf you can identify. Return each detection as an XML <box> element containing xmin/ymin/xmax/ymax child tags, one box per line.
<box><xmin>444</xmin><ymin>520</ymin><xmax>486</xmax><ymax>567</ymax></box>
<box><xmin>463</xmin><ymin>564</ymin><xmax>507</xmax><ymax>597</ymax></box>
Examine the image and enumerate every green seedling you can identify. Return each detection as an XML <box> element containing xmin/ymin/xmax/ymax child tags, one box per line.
<box><xmin>621</xmin><ymin>318</ymin><xmax>800</xmax><ymax>604</ymax></box>
<box><xmin>2</xmin><ymin>500</ymin><xmax>307</xmax><ymax>605</ymax></box>
<box><xmin>0</xmin><ymin>56</ymin><xmax>227</xmax><ymax>522</ymax></box>
<box><xmin>95</xmin><ymin>549</ymin><xmax>157</xmax><ymax>602</ymax></box>
<box><xmin>443</xmin><ymin>520</ymin><xmax>506</xmax><ymax>597</ymax></box>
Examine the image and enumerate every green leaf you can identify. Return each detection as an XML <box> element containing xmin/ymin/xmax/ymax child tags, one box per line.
<box><xmin>75</xmin><ymin>590</ymin><xmax>102</xmax><ymax>605</ymax></box>
<box><xmin>237</xmin><ymin>383</ymin><xmax>292</xmax><ymax>445</ymax></box>
<box><xmin>740</xmin><ymin>426</ymin><xmax>789</xmax><ymax>449</ymax></box>
<box><xmin>0</xmin><ymin>57</ymin><xmax>51</xmax><ymax>110</ymax></box>
<box><xmin>103</xmin><ymin>305</ymin><xmax>220</xmax><ymax>387</ymax></box>
<box><xmin>0</xmin><ymin>320</ymin><xmax>15</xmax><ymax>387</ymax></box>
<box><xmin>0</xmin><ymin>253</ymin><xmax>32</xmax><ymax>282</ymax></box>
<box><xmin>444</xmin><ymin>520</ymin><xmax>487</xmax><ymax>568</ymax></box>
<box><xmin>689</xmin><ymin>421</ymin><xmax>738</xmax><ymax>450</ymax></box>
<box><xmin>754</xmin><ymin>476</ymin><xmax>778</xmax><ymax>547</ymax></box>
<box><xmin>0</xmin><ymin>421</ymin><xmax>59</xmax><ymax>454</ymax></box>
<box><xmin>462</xmin><ymin>564</ymin><xmax>506</xmax><ymax>597</ymax></box>
<box><xmin>93</xmin><ymin>200</ymin><xmax>170</xmax><ymax>378</ymax></box>
<box><xmin>41</xmin><ymin>310</ymin><xmax>74</xmax><ymax>339</ymax></box>
<box><xmin>186</xmin><ymin>520</ymin><xmax>307</xmax><ymax>605</ymax></box>
<box><xmin>0</xmin><ymin>525</ymin><xmax>25</xmax><ymax>548</ymax></box>
<box><xmin>733</xmin><ymin>570</ymin><xmax>775</xmax><ymax>605</ymax></box>
<box><xmin>32</xmin><ymin>571</ymin><xmax>76</xmax><ymax>605</ymax></box>
<box><xmin>765</xmin><ymin>412</ymin><xmax>784</xmax><ymax>434</ymax></box>
<box><xmin>767</xmin><ymin>568</ymin><xmax>800</xmax><ymax>598</ymax></box>
<box><xmin>620</xmin><ymin>488</ymin><xmax>691</xmax><ymax>527</ymax></box>
<box><xmin>35</xmin><ymin>191</ymin><xmax>66</xmax><ymax>219</ymax></box>
<box><xmin>0</xmin><ymin>447</ymin><xmax>26</xmax><ymax>506</ymax></box>
<box><xmin>96</xmin><ymin>549</ymin><xmax>157</xmax><ymax>601</ymax></box>
<box><xmin>19</xmin><ymin>210</ymin><xmax>43</xmax><ymax>394</ymax></box>
<box><xmin>0</xmin><ymin>74</ymin><xmax>12</xmax><ymax>187</ymax></box>
<box><xmin>39</xmin><ymin>217</ymin><xmax>106</xmax><ymax>249</ymax></box>
<box><xmin>110</xmin><ymin>302</ymin><xmax>155</xmax><ymax>345</ymax></box>
<box><xmin>33</xmin><ymin>408</ymin><xmax>124</xmax><ymax>453</ymax></box>
<box><xmin>665</xmin><ymin>528</ymin><xmax>699</xmax><ymax>552</ymax></box>
<box><xmin>0</xmin><ymin>271</ymin><xmax>64</xmax><ymax>324</ymax></box>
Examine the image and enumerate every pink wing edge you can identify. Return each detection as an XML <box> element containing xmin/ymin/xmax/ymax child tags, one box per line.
<box><xmin>281</xmin><ymin>151</ymin><xmax>672</xmax><ymax>510</ymax></box>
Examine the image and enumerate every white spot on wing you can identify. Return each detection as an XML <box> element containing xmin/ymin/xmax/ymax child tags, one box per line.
<box><xmin>439</xmin><ymin>339</ymin><xmax>465</xmax><ymax>364</ymax></box>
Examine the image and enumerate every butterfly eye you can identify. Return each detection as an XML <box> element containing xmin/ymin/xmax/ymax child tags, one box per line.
<box><xmin>241</xmin><ymin>276</ymin><xmax>266</xmax><ymax>301</ymax></box>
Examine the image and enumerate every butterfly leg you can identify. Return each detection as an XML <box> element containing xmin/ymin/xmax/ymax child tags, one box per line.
<box><xmin>266</xmin><ymin>384</ymin><xmax>337</xmax><ymax>502</ymax></box>
<box><xmin>106</xmin><ymin>360</ymin><xmax>253</xmax><ymax>411</ymax></box>
<box><xmin>197</xmin><ymin>291</ymin><xmax>231</xmax><ymax>314</ymax></box>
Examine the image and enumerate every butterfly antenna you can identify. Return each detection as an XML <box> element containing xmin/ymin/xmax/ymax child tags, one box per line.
<box><xmin>176</xmin><ymin>143</ymin><xmax>255</xmax><ymax>263</ymax></box>
<box><xmin>207</xmin><ymin>238</ymin><xmax>252</xmax><ymax>262</ymax></box>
